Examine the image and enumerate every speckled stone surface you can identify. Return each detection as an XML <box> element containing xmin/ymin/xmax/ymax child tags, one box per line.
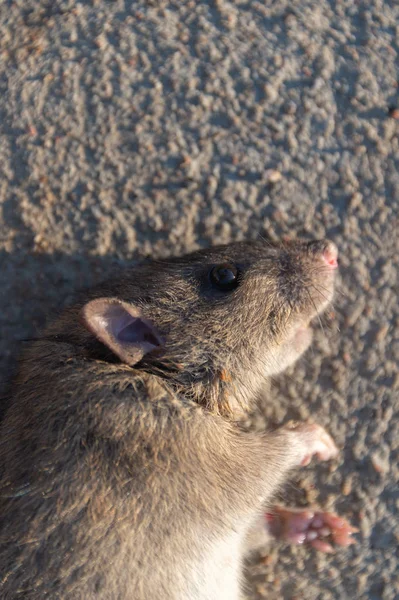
<box><xmin>0</xmin><ymin>1</ymin><xmax>398</xmax><ymax>598</ymax></box>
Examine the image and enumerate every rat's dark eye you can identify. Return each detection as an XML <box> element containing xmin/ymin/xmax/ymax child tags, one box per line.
<box><xmin>209</xmin><ymin>263</ymin><xmax>239</xmax><ymax>291</ymax></box>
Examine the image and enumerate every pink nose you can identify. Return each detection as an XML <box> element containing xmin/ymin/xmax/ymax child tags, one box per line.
<box><xmin>322</xmin><ymin>242</ymin><xmax>338</xmax><ymax>269</ymax></box>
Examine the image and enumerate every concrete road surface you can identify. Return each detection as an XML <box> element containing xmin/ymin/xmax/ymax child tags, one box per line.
<box><xmin>0</xmin><ymin>1</ymin><xmax>398</xmax><ymax>598</ymax></box>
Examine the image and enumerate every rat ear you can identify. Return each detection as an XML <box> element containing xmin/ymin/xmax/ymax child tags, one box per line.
<box><xmin>81</xmin><ymin>298</ymin><xmax>163</xmax><ymax>366</ymax></box>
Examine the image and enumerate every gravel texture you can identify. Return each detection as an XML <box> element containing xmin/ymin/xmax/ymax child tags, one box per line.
<box><xmin>0</xmin><ymin>1</ymin><xmax>398</xmax><ymax>598</ymax></box>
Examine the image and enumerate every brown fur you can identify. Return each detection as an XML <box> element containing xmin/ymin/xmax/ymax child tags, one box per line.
<box><xmin>0</xmin><ymin>240</ymin><xmax>337</xmax><ymax>599</ymax></box>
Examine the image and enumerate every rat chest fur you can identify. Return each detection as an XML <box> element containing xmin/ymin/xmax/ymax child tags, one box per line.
<box><xmin>0</xmin><ymin>352</ymin><xmax>268</xmax><ymax>600</ymax></box>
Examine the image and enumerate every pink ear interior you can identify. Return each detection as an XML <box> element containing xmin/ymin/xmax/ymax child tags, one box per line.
<box><xmin>81</xmin><ymin>299</ymin><xmax>163</xmax><ymax>365</ymax></box>
<box><xmin>117</xmin><ymin>319</ymin><xmax>161</xmax><ymax>348</ymax></box>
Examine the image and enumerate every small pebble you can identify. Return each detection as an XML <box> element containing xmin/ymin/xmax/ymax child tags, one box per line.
<box><xmin>375</xmin><ymin>324</ymin><xmax>389</xmax><ymax>342</ymax></box>
<box><xmin>370</xmin><ymin>449</ymin><xmax>390</xmax><ymax>474</ymax></box>
<box><xmin>342</xmin><ymin>476</ymin><xmax>353</xmax><ymax>496</ymax></box>
<box><xmin>265</xmin><ymin>169</ymin><xmax>282</xmax><ymax>184</ymax></box>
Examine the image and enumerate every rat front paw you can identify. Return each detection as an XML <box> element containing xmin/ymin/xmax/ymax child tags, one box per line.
<box><xmin>283</xmin><ymin>421</ymin><xmax>339</xmax><ymax>466</ymax></box>
<box><xmin>266</xmin><ymin>506</ymin><xmax>358</xmax><ymax>553</ymax></box>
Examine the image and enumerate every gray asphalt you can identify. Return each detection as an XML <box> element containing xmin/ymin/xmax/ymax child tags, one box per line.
<box><xmin>0</xmin><ymin>1</ymin><xmax>398</xmax><ymax>599</ymax></box>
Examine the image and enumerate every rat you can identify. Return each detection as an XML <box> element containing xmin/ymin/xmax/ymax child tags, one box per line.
<box><xmin>0</xmin><ymin>239</ymin><xmax>356</xmax><ymax>600</ymax></box>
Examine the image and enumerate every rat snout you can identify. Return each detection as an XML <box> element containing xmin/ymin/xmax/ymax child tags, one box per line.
<box><xmin>277</xmin><ymin>240</ymin><xmax>339</xmax><ymax>279</ymax></box>
<box><xmin>321</xmin><ymin>241</ymin><xmax>338</xmax><ymax>269</ymax></box>
<box><xmin>275</xmin><ymin>239</ymin><xmax>339</xmax><ymax>319</ymax></box>
<box><xmin>307</xmin><ymin>240</ymin><xmax>339</xmax><ymax>270</ymax></box>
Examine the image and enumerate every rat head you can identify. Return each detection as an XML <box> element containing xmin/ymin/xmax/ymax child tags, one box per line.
<box><xmin>80</xmin><ymin>240</ymin><xmax>338</xmax><ymax>416</ymax></box>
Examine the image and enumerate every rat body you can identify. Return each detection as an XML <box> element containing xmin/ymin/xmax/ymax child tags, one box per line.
<box><xmin>0</xmin><ymin>240</ymin><xmax>353</xmax><ymax>600</ymax></box>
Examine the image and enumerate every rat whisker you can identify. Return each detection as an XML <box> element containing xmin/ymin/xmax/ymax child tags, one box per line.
<box><xmin>304</xmin><ymin>287</ymin><xmax>326</xmax><ymax>338</ymax></box>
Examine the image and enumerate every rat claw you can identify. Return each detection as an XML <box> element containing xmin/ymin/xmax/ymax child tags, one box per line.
<box><xmin>300</xmin><ymin>454</ymin><xmax>312</xmax><ymax>467</ymax></box>
<box><xmin>310</xmin><ymin>539</ymin><xmax>335</xmax><ymax>553</ymax></box>
<box><xmin>333</xmin><ymin>534</ymin><xmax>355</xmax><ymax>547</ymax></box>
<box><xmin>319</xmin><ymin>512</ymin><xmax>346</xmax><ymax>529</ymax></box>
<box><xmin>317</xmin><ymin>512</ymin><xmax>359</xmax><ymax>539</ymax></box>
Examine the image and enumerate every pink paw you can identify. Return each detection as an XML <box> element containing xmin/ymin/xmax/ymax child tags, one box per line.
<box><xmin>266</xmin><ymin>506</ymin><xmax>358</xmax><ymax>553</ymax></box>
<box><xmin>284</xmin><ymin>421</ymin><xmax>339</xmax><ymax>466</ymax></box>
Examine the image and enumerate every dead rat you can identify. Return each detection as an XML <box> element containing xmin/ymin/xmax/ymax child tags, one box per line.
<box><xmin>0</xmin><ymin>239</ymin><xmax>356</xmax><ymax>600</ymax></box>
